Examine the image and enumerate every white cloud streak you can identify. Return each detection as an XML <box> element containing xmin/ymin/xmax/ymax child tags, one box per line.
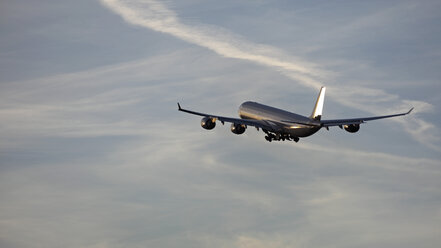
<box><xmin>1</xmin><ymin>51</ymin><xmax>438</xmax><ymax>168</ymax></box>
<box><xmin>2</xmin><ymin>2</ymin><xmax>441</xmax><ymax>248</ymax></box>
<box><xmin>99</xmin><ymin>0</ymin><xmax>327</xmax><ymax>80</ymax></box>
<box><xmin>98</xmin><ymin>0</ymin><xmax>440</xmax><ymax>150</ymax></box>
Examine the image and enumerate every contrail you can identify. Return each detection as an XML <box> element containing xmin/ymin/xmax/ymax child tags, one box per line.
<box><xmin>98</xmin><ymin>0</ymin><xmax>439</xmax><ymax>150</ymax></box>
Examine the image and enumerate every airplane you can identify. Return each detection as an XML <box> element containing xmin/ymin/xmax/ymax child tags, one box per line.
<box><xmin>178</xmin><ymin>87</ymin><xmax>413</xmax><ymax>142</ymax></box>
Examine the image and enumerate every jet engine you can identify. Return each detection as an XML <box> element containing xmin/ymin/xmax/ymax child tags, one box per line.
<box><xmin>230</xmin><ymin>123</ymin><xmax>246</xmax><ymax>135</ymax></box>
<box><xmin>201</xmin><ymin>117</ymin><xmax>216</xmax><ymax>130</ymax></box>
<box><xmin>344</xmin><ymin>124</ymin><xmax>360</xmax><ymax>133</ymax></box>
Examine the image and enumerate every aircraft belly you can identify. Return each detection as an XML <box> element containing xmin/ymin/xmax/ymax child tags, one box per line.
<box><xmin>286</xmin><ymin>127</ymin><xmax>321</xmax><ymax>137</ymax></box>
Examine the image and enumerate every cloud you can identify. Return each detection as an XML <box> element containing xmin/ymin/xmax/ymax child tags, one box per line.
<box><xmin>98</xmin><ymin>0</ymin><xmax>327</xmax><ymax>79</ymax></box>
<box><xmin>98</xmin><ymin>0</ymin><xmax>440</xmax><ymax>150</ymax></box>
<box><xmin>1</xmin><ymin>47</ymin><xmax>437</xmax><ymax>167</ymax></box>
<box><xmin>2</xmin><ymin>2</ymin><xmax>441</xmax><ymax>248</ymax></box>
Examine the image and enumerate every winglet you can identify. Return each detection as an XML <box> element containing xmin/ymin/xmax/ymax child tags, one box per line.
<box><xmin>406</xmin><ymin>107</ymin><xmax>414</xmax><ymax>115</ymax></box>
<box><xmin>177</xmin><ymin>102</ymin><xmax>182</xmax><ymax>111</ymax></box>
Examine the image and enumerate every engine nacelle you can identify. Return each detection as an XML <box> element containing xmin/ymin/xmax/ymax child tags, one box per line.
<box><xmin>201</xmin><ymin>117</ymin><xmax>216</xmax><ymax>130</ymax></box>
<box><xmin>344</xmin><ymin>124</ymin><xmax>360</xmax><ymax>133</ymax></box>
<box><xmin>231</xmin><ymin>123</ymin><xmax>246</xmax><ymax>135</ymax></box>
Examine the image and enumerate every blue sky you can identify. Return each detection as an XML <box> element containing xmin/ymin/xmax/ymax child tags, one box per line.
<box><xmin>1</xmin><ymin>0</ymin><xmax>440</xmax><ymax>247</ymax></box>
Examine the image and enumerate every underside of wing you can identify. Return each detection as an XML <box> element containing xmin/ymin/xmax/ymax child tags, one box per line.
<box><xmin>177</xmin><ymin>103</ymin><xmax>278</xmax><ymax>131</ymax></box>
<box><xmin>321</xmin><ymin>108</ymin><xmax>414</xmax><ymax>127</ymax></box>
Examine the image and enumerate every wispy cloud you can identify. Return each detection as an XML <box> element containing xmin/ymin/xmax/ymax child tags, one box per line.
<box><xmin>2</xmin><ymin>2</ymin><xmax>440</xmax><ymax>248</ymax></box>
<box><xmin>2</xmin><ymin>47</ymin><xmax>438</xmax><ymax>175</ymax></box>
<box><xmin>98</xmin><ymin>0</ymin><xmax>328</xmax><ymax>81</ymax></box>
<box><xmin>98</xmin><ymin>0</ymin><xmax>440</xmax><ymax>150</ymax></box>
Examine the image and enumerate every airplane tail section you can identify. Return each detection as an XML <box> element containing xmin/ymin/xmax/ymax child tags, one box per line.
<box><xmin>310</xmin><ymin>86</ymin><xmax>326</xmax><ymax>121</ymax></box>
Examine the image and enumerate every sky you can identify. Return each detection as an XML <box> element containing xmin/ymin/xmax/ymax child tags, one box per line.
<box><xmin>1</xmin><ymin>0</ymin><xmax>440</xmax><ymax>247</ymax></box>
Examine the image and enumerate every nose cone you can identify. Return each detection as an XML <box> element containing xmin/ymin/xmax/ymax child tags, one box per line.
<box><xmin>238</xmin><ymin>102</ymin><xmax>246</xmax><ymax>116</ymax></box>
<box><xmin>238</xmin><ymin>101</ymin><xmax>255</xmax><ymax>118</ymax></box>
<box><xmin>239</xmin><ymin>101</ymin><xmax>247</xmax><ymax>111</ymax></box>
<box><xmin>239</xmin><ymin>101</ymin><xmax>254</xmax><ymax>109</ymax></box>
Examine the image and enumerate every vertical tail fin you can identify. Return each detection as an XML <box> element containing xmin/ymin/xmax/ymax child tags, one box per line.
<box><xmin>310</xmin><ymin>86</ymin><xmax>326</xmax><ymax>121</ymax></box>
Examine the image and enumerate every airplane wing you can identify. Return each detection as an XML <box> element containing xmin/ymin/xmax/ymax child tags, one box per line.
<box><xmin>177</xmin><ymin>103</ymin><xmax>283</xmax><ymax>132</ymax></box>
<box><xmin>320</xmin><ymin>108</ymin><xmax>414</xmax><ymax>127</ymax></box>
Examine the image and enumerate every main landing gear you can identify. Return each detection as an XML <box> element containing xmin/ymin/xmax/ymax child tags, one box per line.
<box><xmin>264</xmin><ymin>133</ymin><xmax>299</xmax><ymax>143</ymax></box>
